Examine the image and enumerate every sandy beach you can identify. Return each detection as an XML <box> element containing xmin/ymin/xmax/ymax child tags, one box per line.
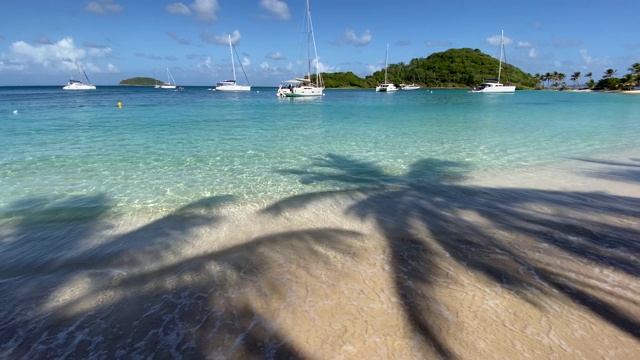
<box><xmin>2</xmin><ymin>148</ymin><xmax>639</xmax><ymax>359</ymax></box>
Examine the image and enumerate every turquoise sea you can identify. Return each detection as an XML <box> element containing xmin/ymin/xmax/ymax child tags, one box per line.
<box><xmin>1</xmin><ymin>86</ymin><xmax>640</xmax><ymax>358</ymax></box>
<box><xmin>2</xmin><ymin>86</ymin><xmax>639</xmax><ymax>219</ymax></box>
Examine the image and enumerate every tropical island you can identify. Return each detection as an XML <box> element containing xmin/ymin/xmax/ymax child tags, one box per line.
<box><xmin>119</xmin><ymin>49</ymin><xmax>639</xmax><ymax>91</ymax></box>
<box><xmin>119</xmin><ymin>77</ymin><xmax>162</xmax><ymax>86</ymax></box>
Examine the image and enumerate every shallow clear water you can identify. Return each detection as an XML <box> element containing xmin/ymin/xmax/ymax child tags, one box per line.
<box><xmin>2</xmin><ymin>86</ymin><xmax>639</xmax><ymax>219</ymax></box>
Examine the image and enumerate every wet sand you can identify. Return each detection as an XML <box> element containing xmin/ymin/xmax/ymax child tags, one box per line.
<box><xmin>1</xmin><ymin>150</ymin><xmax>639</xmax><ymax>359</ymax></box>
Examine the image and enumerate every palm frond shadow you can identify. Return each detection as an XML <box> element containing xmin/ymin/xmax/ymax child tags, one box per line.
<box><xmin>1</xmin><ymin>192</ymin><xmax>364</xmax><ymax>358</ymax></box>
<box><xmin>267</xmin><ymin>153</ymin><xmax>640</xmax><ymax>347</ymax></box>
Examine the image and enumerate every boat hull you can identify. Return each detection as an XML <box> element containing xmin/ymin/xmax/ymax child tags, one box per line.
<box><xmin>285</xmin><ymin>87</ymin><xmax>324</xmax><ymax>97</ymax></box>
<box><xmin>376</xmin><ymin>85</ymin><xmax>398</xmax><ymax>92</ymax></box>
<box><xmin>215</xmin><ymin>85</ymin><xmax>251</xmax><ymax>92</ymax></box>
<box><xmin>62</xmin><ymin>84</ymin><xmax>96</xmax><ymax>90</ymax></box>
<box><xmin>471</xmin><ymin>85</ymin><xmax>515</xmax><ymax>94</ymax></box>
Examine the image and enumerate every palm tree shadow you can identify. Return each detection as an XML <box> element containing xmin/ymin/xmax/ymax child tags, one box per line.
<box><xmin>1</xmin><ymin>192</ymin><xmax>366</xmax><ymax>358</ymax></box>
<box><xmin>267</xmin><ymin>153</ymin><xmax>640</xmax><ymax>354</ymax></box>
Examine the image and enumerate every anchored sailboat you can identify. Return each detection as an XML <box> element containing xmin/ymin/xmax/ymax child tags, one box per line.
<box><xmin>159</xmin><ymin>68</ymin><xmax>177</xmax><ymax>89</ymax></box>
<box><xmin>277</xmin><ymin>0</ymin><xmax>324</xmax><ymax>98</ymax></box>
<box><xmin>376</xmin><ymin>43</ymin><xmax>397</xmax><ymax>92</ymax></box>
<box><xmin>62</xmin><ymin>60</ymin><xmax>96</xmax><ymax>90</ymax></box>
<box><xmin>216</xmin><ymin>34</ymin><xmax>251</xmax><ymax>91</ymax></box>
<box><xmin>471</xmin><ymin>30</ymin><xmax>515</xmax><ymax>94</ymax></box>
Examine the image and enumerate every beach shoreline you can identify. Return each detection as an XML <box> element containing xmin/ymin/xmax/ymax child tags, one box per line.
<box><xmin>2</xmin><ymin>146</ymin><xmax>639</xmax><ymax>358</ymax></box>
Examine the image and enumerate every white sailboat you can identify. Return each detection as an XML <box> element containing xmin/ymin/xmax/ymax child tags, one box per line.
<box><xmin>375</xmin><ymin>43</ymin><xmax>397</xmax><ymax>92</ymax></box>
<box><xmin>277</xmin><ymin>0</ymin><xmax>324</xmax><ymax>98</ymax></box>
<box><xmin>471</xmin><ymin>30</ymin><xmax>515</xmax><ymax>94</ymax></box>
<box><xmin>62</xmin><ymin>60</ymin><xmax>96</xmax><ymax>90</ymax></box>
<box><xmin>216</xmin><ymin>34</ymin><xmax>251</xmax><ymax>91</ymax></box>
<box><xmin>159</xmin><ymin>68</ymin><xmax>177</xmax><ymax>89</ymax></box>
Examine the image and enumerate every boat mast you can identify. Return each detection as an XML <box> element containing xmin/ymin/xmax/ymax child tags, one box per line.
<box><xmin>498</xmin><ymin>30</ymin><xmax>504</xmax><ymax>83</ymax></box>
<box><xmin>228</xmin><ymin>34</ymin><xmax>237</xmax><ymax>82</ymax></box>
<box><xmin>384</xmin><ymin>43</ymin><xmax>389</xmax><ymax>83</ymax></box>
<box><xmin>305</xmin><ymin>0</ymin><xmax>311</xmax><ymax>80</ymax></box>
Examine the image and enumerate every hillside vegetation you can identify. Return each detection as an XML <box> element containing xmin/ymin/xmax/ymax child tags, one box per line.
<box><xmin>321</xmin><ymin>48</ymin><xmax>537</xmax><ymax>89</ymax></box>
<box><xmin>119</xmin><ymin>77</ymin><xmax>162</xmax><ymax>86</ymax></box>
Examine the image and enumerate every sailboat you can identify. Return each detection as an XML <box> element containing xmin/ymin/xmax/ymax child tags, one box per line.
<box><xmin>215</xmin><ymin>34</ymin><xmax>251</xmax><ymax>91</ymax></box>
<box><xmin>277</xmin><ymin>0</ymin><xmax>324</xmax><ymax>98</ymax></box>
<box><xmin>471</xmin><ymin>30</ymin><xmax>515</xmax><ymax>93</ymax></box>
<box><xmin>62</xmin><ymin>60</ymin><xmax>96</xmax><ymax>90</ymax></box>
<box><xmin>159</xmin><ymin>68</ymin><xmax>177</xmax><ymax>89</ymax></box>
<box><xmin>375</xmin><ymin>43</ymin><xmax>397</xmax><ymax>92</ymax></box>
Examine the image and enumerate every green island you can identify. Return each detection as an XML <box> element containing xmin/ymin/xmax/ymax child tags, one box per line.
<box><xmin>119</xmin><ymin>77</ymin><xmax>162</xmax><ymax>86</ymax></box>
<box><xmin>119</xmin><ymin>49</ymin><xmax>640</xmax><ymax>91</ymax></box>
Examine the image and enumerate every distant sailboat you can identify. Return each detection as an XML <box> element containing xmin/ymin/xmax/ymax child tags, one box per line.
<box><xmin>471</xmin><ymin>30</ymin><xmax>515</xmax><ymax>94</ymax></box>
<box><xmin>159</xmin><ymin>68</ymin><xmax>177</xmax><ymax>89</ymax></box>
<box><xmin>215</xmin><ymin>34</ymin><xmax>251</xmax><ymax>91</ymax></box>
<box><xmin>376</xmin><ymin>44</ymin><xmax>397</xmax><ymax>92</ymax></box>
<box><xmin>62</xmin><ymin>60</ymin><xmax>96</xmax><ymax>90</ymax></box>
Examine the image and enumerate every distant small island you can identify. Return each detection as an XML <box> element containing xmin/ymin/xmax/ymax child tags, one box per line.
<box><xmin>119</xmin><ymin>77</ymin><xmax>162</xmax><ymax>86</ymax></box>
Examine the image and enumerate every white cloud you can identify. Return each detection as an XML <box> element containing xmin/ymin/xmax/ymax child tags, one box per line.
<box><xmin>197</xmin><ymin>56</ymin><xmax>214</xmax><ymax>73</ymax></box>
<box><xmin>366</xmin><ymin>64</ymin><xmax>380</xmax><ymax>73</ymax></box>
<box><xmin>0</xmin><ymin>60</ymin><xmax>26</xmax><ymax>71</ymax></box>
<box><xmin>529</xmin><ymin>48</ymin><xmax>537</xmax><ymax>58</ymax></box>
<box><xmin>553</xmin><ymin>60</ymin><xmax>562</xmax><ymax>68</ymax></box>
<box><xmin>166</xmin><ymin>2</ymin><xmax>191</xmax><ymax>15</ymax></box>
<box><xmin>486</xmin><ymin>34</ymin><xmax>513</xmax><ymax>47</ymax></box>
<box><xmin>89</xmin><ymin>47</ymin><xmax>113</xmax><ymax>57</ymax></box>
<box><xmin>167</xmin><ymin>0</ymin><xmax>218</xmax><ymax>22</ymax></box>
<box><xmin>201</xmin><ymin>29</ymin><xmax>240</xmax><ymax>45</ymax></box>
<box><xmin>107</xmin><ymin>63</ymin><xmax>119</xmax><ymax>73</ymax></box>
<box><xmin>191</xmin><ymin>0</ymin><xmax>219</xmax><ymax>22</ymax></box>
<box><xmin>1</xmin><ymin>37</ymin><xmax>116</xmax><ymax>74</ymax></box>
<box><xmin>84</xmin><ymin>0</ymin><xmax>122</xmax><ymax>15</ymax></box>
<box><xmin>517</xmin><ymin>41</ymin><xmax>532</xmax><ymax>48</ymax></box>
<box><xmin>242</xmin><ymin>57</ymin><xmax>250</xmax><ymax>67</ymax></box>
<box><xmin>339</xmin><ymin>29</ymin><xmax>372</xmax><ymax>47</ymax></box>
<box><xmin>260</xmin><ymin>0</ymin><xmax>290</xmax><ymax>20</ymax></box>
<box><xmin>315</xmin><ymin>58</ymin><xmax>334</xmax><ymax>73</ymax></box>
<box><xmin>267</xmin><ymin>52</ymin><xmax>283</xmax><ymax>60</ymax></box>
<box><xmin>579</xmin><ymin>49</ymin><xmax>592</xmax><ymax>65</ymax></box>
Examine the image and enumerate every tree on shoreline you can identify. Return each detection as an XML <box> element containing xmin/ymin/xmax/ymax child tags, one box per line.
<box><xmin>570</xmin><ymin>72</ymin><xmax>581</xmax><ymax>88</ymax></box>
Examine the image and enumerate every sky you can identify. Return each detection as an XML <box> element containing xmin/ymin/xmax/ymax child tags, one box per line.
<box><xmin>0</xmin><ymin>0</ymin><xmax>639</xmax><ymax>86</ymax></box>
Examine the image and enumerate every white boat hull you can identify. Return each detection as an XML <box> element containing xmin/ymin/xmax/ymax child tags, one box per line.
<box><xmin>62</xmin><ymin>83</ymin><xmax>96</xmax><ymax>90</ymax></box>
<box><xmin>376</xmin><ymin>84</ymin><xmax>398</xmax><ymax>92</ymax></box>
<box><xmin>285</xmin><ymin>87</ymin><xmax>324</xmax><ymax>97</ymax></box>
<box><xmin>471</xmin><ymin>84</ymin><xmax>515</xmax><ymax>93</ymax></box>
<box><xmin>216</xmin><ymin>84</ymin><xmax>251</xmax><ymax>91</ymax></box>
<box><xmin>400</xmin><ymin>84</ymin><xmax>420</xmax><ymax>90</ymax></box>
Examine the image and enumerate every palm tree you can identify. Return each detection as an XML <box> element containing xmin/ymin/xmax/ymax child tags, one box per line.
<box><xmin>533</xmin><ymin>73</ymin><xmax>542</xmax><ymax>89</ymax></box>
<box><xmin>544</xmin><ymin>72</ymin><xmax>552</xmax><ymax>89</ymax></box>
<box><xmin>570</xmin><ymin>71</ymin><xmax>581</xmax><ymax>88</ymax></box>
<box><xmin>557</xmin><ymin>73</ymin><xmax>567</xmax><ymax>89</ymax></box>
<box><xmin>603</xmin><ymin>69</ymin><xmax>617</xmax><ymax>79</ymax></box>
<box><xmin>629</xmin><ymin>63</ymin><xmax>640</xmax><ymax>87</ymax></box>
<box><xmin>620</xmin><ymin>74</ymin><xmax>634</xmax><ymax>90</ymax></box>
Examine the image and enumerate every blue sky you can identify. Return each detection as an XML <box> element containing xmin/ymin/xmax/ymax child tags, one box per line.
<box><xmin>1</xmin><ymin>0</ymin><xmax>638</xmax><ymax>86</ymax></box>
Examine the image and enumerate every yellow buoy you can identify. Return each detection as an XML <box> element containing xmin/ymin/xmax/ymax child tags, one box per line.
<box><xmin>117</xmin><ymin>101</ymin><xmax>122</xmax><ymax>108</ymax></box>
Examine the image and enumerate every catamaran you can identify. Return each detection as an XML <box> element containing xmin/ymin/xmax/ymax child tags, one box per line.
<box><xmin>471</xmin><ymin>30</ymin><xmax>515</xmax><ymax>94</ymax></box>
<box><xmin>215</xmin><ymin>34</ymin><xmax>251</xmax><ymax>91</ymax></box>
<box><xmin>62</xmin><ymin>60</ymin><xmax>96</xmax><ymax>90</ymax></box>
<box><xmin>277</xmin><ymin>0</ymin><xmax>324</xmax><ymax>98</ymax></box>
<box><xmin>376</xmin><ymin>44</ymin><xmax>397</xmax><ymax>92</ymax></box>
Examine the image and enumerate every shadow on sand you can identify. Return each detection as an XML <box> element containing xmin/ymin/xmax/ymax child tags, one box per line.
<box><xmin>1</xmin><ymin>153</ymin><xmax>639</xmax><ymax>358</ymax></box>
